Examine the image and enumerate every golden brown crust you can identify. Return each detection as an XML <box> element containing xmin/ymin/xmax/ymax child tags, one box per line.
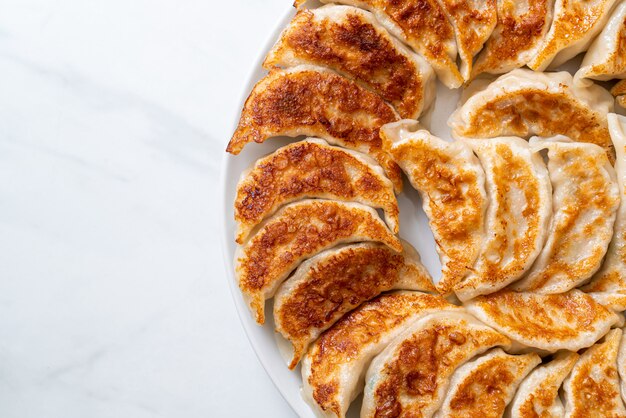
<box><xmin>613</xmin><ymin>80</ymin><xmax>626</xmax><ymax>107</ymax></box>
<box><xmin>226</xmin><ymin>67</ymin><xmax>402</xmax><ymax>191</ymax></box>
<box><xmin>585</xmin><ymin>13</ymin><xmax>626</xmax><ymax>77</ymax></box>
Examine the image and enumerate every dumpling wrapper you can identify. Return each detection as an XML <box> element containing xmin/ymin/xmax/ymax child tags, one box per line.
<box><xmin>619</xmin><ymin>329</ymin><xmax>626</xmax><ymax>405</ymax></box>
<box><xmin>434</xmin><ymin>348</ymin><xmax>541</xmax><ymax>418</ymax></box>
<box><xmin>613</xmin><ymin>79</ymin><xmax>626</xmax><ymax>108</ymax></box>
<box><xmin>563</xmin><ymin>329</ymin><xmax>626</xmax><ymax>417</ymax></box>
<box><xmin>226</xmin><ymin>65</ymin><xmax>402</xmax><ymax>191</ymax></box>
<box><xmin>513</xmin><ymin>136</ymin><xmax>619</xmax><ymax>293</ymax></box>
<box><xmin>302</xmin><ymin>292</ymin><xmax>462</xmax><ymax>418</ymax></box>
<box><xmin>508</xmin><ymin>351</ymin><xmax>579</xmax><ymax>418</ymax></box>
<box><xmin>273</xmin><ymin>241</ymin><xmax>435</xmax><ymax>369</ymax></box>
<box><xmin>381</xmin><ymin>120</ymin><xmax>487</xmax><ymax>295</ymax></box>
<box><xmin>472</xmin><ymin>0</ymin><xmax>555</xmax><ymax>77</ymax></box>
<box><xmin>304</xmin><ymin>0</ymin><xmax>464</xmax><ymax>88</ymax></box>
<box><xmin>264</xmin><ymin>5</ymin><xmax>435</xmax><ymax>119</ymax></box>
<box><xmin>234</xmin><ymin>138</ymin><xmax>399</xmax><ymax>244</ymax></box>
<box><xmin>528</xmin><ymin>0</ymin><xmax>620</xmax><ymax>71</ymax></box>
<box><xmin>576</xmin><ymin>1</ymin><xmax>626</xmax><ymax>81</ymax></box>
<box><xmin>455</xmin><ymin>137</ymin><xmax>551</xmax><ymax>301</ymax></box>
<box><xmin>235</xmin><ymin>199</ymin><xmax>401</xmax><ymax>324</ymax></box>
<box><xmin>361</xmin><ymin>311</ymin><xmax>510</xmax><ymax>418</ymax></box>
<box><xmin>465</xmin><ymin>290</ymin><xmax>621</xmax><ymax>352</ymax></box>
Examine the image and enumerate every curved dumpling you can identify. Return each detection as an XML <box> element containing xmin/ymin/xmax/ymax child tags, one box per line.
<box><xmin>613</xmin><ymin>79</ymin><xmax>626</xmax><ymax>108</ymax></box>
<box><xmin>472</xmin><ymin>0</ymin><xmax>555</xmax><ymax>77</ymax></box>
<box><xmin>361</xmin><ymin>311</ymin><xmax>510</xmax><ymax>418</ymax></box>
<box><xmin>264</xmin><ymin>5</ymin><xmax>435</xmax><ymax>119</ymax></box>
<box><xmin>576</xmin><ymin>1</ymin><xmax>626</xmax><ymax>81</ymax></box>
<box><xmin>465</xmin><ymin>290</ymin><xmax>621</xmax><ymax>352</ymax></box>
<box><xmin>301</xmin><ymin>292</ymin><xmax>462</xmax><ymax>418</ymax></box>
<box><xmin>563</xmin><ymin>329</ymin><xmax>626</xmax><ymax>417</ymax></box>
<box><xmin>449</xmin><ymin>69</ymin><xmax>615</xmax><ymax>159</ymax></box>
<box><xmin>308</xmin><ymin>0</ymin><xmax>464</xmax><ymax>88</ymax></box>
<box><xmin>273</xmin><ymin>241</ymin><xmax>435</xmax><ymax>369</ymax></box>
<box><xmin>234</xmin><ymin>139</ymin><xmax>399</xmax><ymax>244</ymax></box>
<box><xmin>226</xmin><ymin>65</ymin><xmax>402</xmax><ymax>191</ymax></box>
<box><xmin>236</xmin><ymin>199</ymin><xmax>402</xmax><ymax>324</ymax></box>
<box><xmin>508</xmin><ymin>351</ymin><xmax>579</xmax><ymax>418</ymax></box>
<box><xmin>455</xmin><ymin>137</ymin><xmax>551</xmax><ymax>301</ymax></box>
<box><xmin>434</xmin><ymin>348</ymin><xmax>541</xmax><ymax>418</ymax></box>
<box><xmin>381</xmin><ymin>120</ymin><xmax>487</xmax><ymax>295</ymax></box>
<box><xmin>513</xmin><ymin>136</ymin><xmax>620</xmax><ymax>293</ymax></box>
<box><xmin>528</xmin><ymin>0</ymin><xmax>620</xmax><ymax>71</ymax></box>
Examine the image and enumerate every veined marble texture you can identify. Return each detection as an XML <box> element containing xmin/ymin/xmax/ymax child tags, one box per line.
<box><xmin>0</xmin><ymin>0</ymin><xmax>293</xmax><ymax>417</ymax></box>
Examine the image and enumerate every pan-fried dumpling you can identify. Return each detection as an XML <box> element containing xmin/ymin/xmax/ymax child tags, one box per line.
<box><xmin>234</xmin><ymin>139</ymin><xmax>399</xmax><ymax>244</ymax></box>
<box><xmin>381</xmin><ymin>120</ymin><xmax>487</xmax><ymax>295</ymax></box>
<box><xmin>576</xmin><ymin>1</ymin><xmax>626</xmax><ymax>81</ymax></box>
<box><xmin>273</xmin><ymin>241</ymin><xmax>435</xmax><ymax>369</ymax></box>
<box><xmin>437</xmin><ymin>0</ymin><xmax>498</xmax><ymax>80</ymax></box>
<box><xmin>226</xmin><ymin>65</ymin><xmax>402</xmax><ymax>191</ymax></box>
<box><xmin>513</xmin><ymin>136</ymin><xmax>620</xmax><ymax>293</ymax></box>
<box><xmin>465</xmin><ymin>290</ymin><xmax>621</xmax><ymax>352</ymax></box>
<box><xmin>528</xmin><ymin>0</ymin><xmax>620</xmax><ymax>71</ymax></box>
<box><xmin>563</xmin><ymin>329</ymin><xmax>626</xmax><ymax>417</ymax></box>
<box><xmin>302</xmin><ymin>292</ymin><xmax>462</xmax><ymax>418</ymax></box>
<box><xmin>508</xmin><ymin>351</ymin><xmax>579</xmax><ymax>418</ymax></box>
<box><xmin>454</xmin><ymin>137</ymin><xmax>551</xmax><ymax>301</ymax></box>
<box><xmin>264</xmin><ymin>5</ymin><xmax>435</xmax><ymax>119</ymax></box>
<box><xmin>449</xmin><ymin>69</ymin><xmax>615</xmax><ymax>159</ymax></box>
<box><xmin>613</xmin><ymin>79</ymin><xmax>626</xmax><ymax>108</ymax></box>
<box><xmin>306</xmin><ymin>0</ymin><xmax>464</xmax><ymax>88</ymax></box>
<box><xmin>236</xmin><ymin>199</ymin><xmax>402</xmax><ymax>324</ymax></box>
<box><xmin>619</xmin><ymin>329</ymin><xmax>626</xmax><ymax>403</ymax></box>
<box><xmin>472</xmin><ymin>0</ymin><xmax>555</xmax><ymax>77</ymax></box>
<box><xmin>434</xmin><ymin>348</ymin><xmax>541</xmax><ymax>418</ymax></box>
<box><xmin>361</xmin><ymin>311</ymin><xmax>511</xmax><ymax>418</ymax></box>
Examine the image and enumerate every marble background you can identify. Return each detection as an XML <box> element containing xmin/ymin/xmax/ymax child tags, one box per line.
<box><xmin>0</xmin><ymin>0</ymin><xmax>294</xmax><ymax>416</ymax></box>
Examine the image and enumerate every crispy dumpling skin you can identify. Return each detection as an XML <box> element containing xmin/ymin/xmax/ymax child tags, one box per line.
<box><xmin>472</xmin><ymin>0</ymin><xmax>555</xmax><ymax>77</ymax></box>
<box><xmin>613</xmin><ymin>79</ymin><xmax>626</xmax><ymax>108</ymax></box>
<box><xmin>455</xmin><ymin>137</ymin><xmax>551</xmax><ymax>301</ymax></box>
<box><xmin>449</xmin><ymin>69</ymin><xmax>615</xmax><ymax>160</ymax></box>
<box><xmin>508</xmin><ymin>351</ymin><xmax>579</xmax><ymax>418</ymax></box>
<box><xmin>528</xmin><ymin>0</ymin><xmax>620</xmax><ymax>71</ymax></box>
<box><xmin>264</xmin><ymin>5</ymin><xmax>435</xmax><ymax>119</ymax></box>
<box><xmin>226</xmin><ymin>65</ymin><xmax>402</xmax><ymax>191</ymax></box>
<box><xmin>236</xmin><ymin>199</ymin><xmax>401</xmax><ymax>324</ymax></box>
<box><xmin>434</xmin><ymin>348</ymin><xmax>541</xmax><ymax>418</ymax></box>
<box><xmin>381</xmin><ymin>120</ymin><xmax>487</xmax><ymax>295</ymax></box>
<box><xmin>234</xmin><ymin>138</ymin><xmax>399</xmax><ymax>244</ymax></box>
<box><xmin>273</xmin><ymin>241</ymin><xmax>435</xmax><ymax>369</ymax></box>
<box><xmin>465</xmin><ymin>290</ymin><xmax>621</xmax><ymax>352</ymax></box>
<box><xmin>563</xmin><ymin>329</ymin><xmax>626</xmax><ymax>418</ymax></box>
<box><xmin>513</xmin><ymin>136</ymin><xmax>620</xmax><ymax>293</ymax></box>
<box><xmin>302</xmin><ymin>291</ymin><xmax>462</xmax><ymax>418</ymax></box>
<box><xmin>576</xmin><ymin>1</ymin><xmax>626</xmax><ymax>81</ymax></box>
<box><xmin>361</xmin><ymin>311</ymin><xmax>511</xmax><ymax>418</ymax></box>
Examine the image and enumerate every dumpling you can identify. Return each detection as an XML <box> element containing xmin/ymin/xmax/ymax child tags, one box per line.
<box><xmin>619</xmin><ymin>330</ymin><xmax>626</xmax><ymax>403</ymax></box>
<box><xmin>465</xmin><ymin>290</ymin><xmax>621</xmax><ymax>352</ymax></box>
<box><xmin>437</xmin><ymin>0</ymin><xmax>498</xmax><ymax>80</ymax></box>
<box><xmin>263</xmin><ymin>5</ymin><xmax>435</xmax><ymax>119</ymax></box>
<box><xmin>508</xmin><ymin>351</ymin><xmax>579</xmax><ymax>418</ymax></box>
<box><xmin>381</xmin><ymin>120</ymin><xmax>487</xmax><ymax>295</ymax></box>
<box><xmin>273</xmin><ymin>241</ymin><xmax>435</xmax><ymax>369</ymax></box>
<box><xmin>234</xmin><ymin>138</ymin><xmax>399</xmax><ymax>244</ymax></box>
<box><xmin>361</xmin><ymin>311</ymin><xmax>511</xmax><ymax>418</ymax></box>
<box><xmin>449</xmin><ymin>69</ymin><xmax>615</xmax><ymax>159</ymax></box>
<box><xmin>301</xmin><ymin>292</ymin><xmax>462</xmax><ymax>418</ymax></box>
<box><xmin>306</xmin><ymin>0</ymin><xmax>464</xmax><ymax>88</ymax></box>
<box><xmin>454</xmin><ymin>137</ymin><xmax>551</xmax><ymax>301</ymax></box>
<box><xmin>513</xmin><ymin>136</ymin><xmax>620</xmax><ymax>293</ymax></box>
<box><xmin>226</xmin><ymin>65</ymin><xmax>402</xmax><ymax>191</ymax></box>
<box><xmin>472</xmin><ymin>0</ymin><xmax>555</xmax><ymax>77</ymax></box>
<box><xmin>528</xmin><ymin>0</ymin><xmax>620</xmax><ymax>71</ymax></box>
<box><xmin>613</xmin><ymin>79</ymin><xmax>626</xmax><ymax>108</ymax></box>
<box><xmin>562</xmin><ymin>329</ymin><xmax>626</xmax><ymax>417</ymax></box>
<box><xmin>235</xmin><ymin>199</ymin><xmax>402</xmax><ymax>324</ymax></box>
<box><xmin>584</xmin><ymin>114</ymin><xmax>626</xmax><ymax>310</ymax></box>
<box><xmin>434</xmin><ymin>348</ymin><xmax>541</xmax><ymax>418</ymax></box>
<box><xmin>576</xmin><ymin>1</ymin><xmax>626</xmax><ymax>81</ymax></box>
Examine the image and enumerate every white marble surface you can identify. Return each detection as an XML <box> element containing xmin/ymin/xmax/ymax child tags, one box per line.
<box><xmin>0</xmin><ymin>0</ymin><xmax>295</xmax><ymax>416</ymax></box>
